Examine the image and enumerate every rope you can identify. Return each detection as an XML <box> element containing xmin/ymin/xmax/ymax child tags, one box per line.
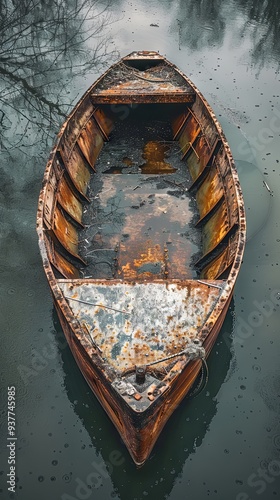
<box><xmin>119</xmin><ymin>62</ymin><xmax>168</xmax><ymax>83</ymax></box>
<box><xmin>188</xmin><ymin>358</ymin><xmax>209</xmax><ymax>399</ymax></box>
<box><xmin>144</xmin><ymin>340</ymin><xmax>205</xmax><ymax>367</ymax></box>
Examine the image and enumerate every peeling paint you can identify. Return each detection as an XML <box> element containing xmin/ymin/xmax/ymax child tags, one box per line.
<box><xmin>58</xmin><ymin>279</ymin><xmax>223</xmax><ymax>373</ymax></box>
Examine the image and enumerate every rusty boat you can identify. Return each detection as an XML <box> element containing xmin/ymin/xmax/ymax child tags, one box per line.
<box><xmin>37</xmin><ymin>51</ymin><xmax>246</xmax><ymax>466</ymax></box>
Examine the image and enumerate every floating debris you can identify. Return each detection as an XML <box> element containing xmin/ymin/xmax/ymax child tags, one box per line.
<box><xmin>263</xmin><ymin>180</ymin><xmax>273</xmax><ymax>196</ymax></box>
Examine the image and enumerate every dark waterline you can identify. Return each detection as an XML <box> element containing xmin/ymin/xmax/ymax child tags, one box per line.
<box><xmin>0</xmin><ymin>1</ymin><xmax>280</xmax><ymax>499</ymax></box>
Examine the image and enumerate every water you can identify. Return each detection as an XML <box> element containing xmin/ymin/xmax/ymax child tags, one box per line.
<box><xmin>0</xmin><ymin>1</ymin><xmax>280</xmax><ymax>498</ymax></box>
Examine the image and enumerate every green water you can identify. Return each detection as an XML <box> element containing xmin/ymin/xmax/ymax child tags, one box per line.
<box><xmin>0</xmin><ymin>1</ymin><xmax>279</xmax><ymax>499</ymax></box>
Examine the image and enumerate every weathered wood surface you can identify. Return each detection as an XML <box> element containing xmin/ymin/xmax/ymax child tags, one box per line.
<box><xmin>37</xmin><ymin>51</ymin><xmax>246</xmax><ymax>466</ymax></box>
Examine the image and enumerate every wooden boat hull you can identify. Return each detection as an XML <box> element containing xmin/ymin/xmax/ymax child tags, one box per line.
<box><xmin>54</xmin><ymin>289</ymin><xmax>231</xmax><ymax>465</ymax></box>
<box><xmin>37</xmin><ymin>51</ymin><xmax>246</xmax><ymax>465</ymax></box>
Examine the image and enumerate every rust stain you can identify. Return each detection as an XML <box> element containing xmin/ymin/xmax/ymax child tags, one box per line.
<box><xmin>53</xmin><ymin>206</ymin><xmax>82</xmax><ymax>261</ymax></box>
<box><xmin>196</xmin><ymin>166</ymin><xmax>224</xmax><ymax>220</ymax></box>
<box><xmin>172</xmin><ymin>109</ymin><xmax>190</xmax><ymax>139</ymax></box>
<box><xmin>202</xmin><ymin>200</ymin><xmax>229</xmax><ymax>255</ymax></box>
<box><xmin>58</xmin><ymin>146</ymin><xmax>91</xmax><ymax>199</ymax></box>
<box><xmin>93</xmin><ymin>107</ymin><xmax>114</xmax><ymax>139</ymax></box>
<box><xmin>122</xmin><ymin>156</ymin><xmax>134</xmax><ymax>166</ymax></box>
<box><xmin>140</xmin><ymin>141</ymin><xmax>176</xmax><ymax>174</ymax></box>
<box><xmin>91</xmin><ymin>93</ymin><xmax>196</xmax><ymax>104</ymax></box>
<box><xmin>52</xmin><ymin>248</ymin><xmax>80</xmax><ymax>278</ymax></box>
<box><xmin>200</xmin><ymin>246</ymin><xmax>230</xmax><ymax>279</ymax></box>
<box><xmin>91</xmin><ymin>60</ymin><xmax>196</xmax><ymax>104</ymax></box>
<box><xmin>134</xmin><ymin>393</ymin><xmax>142</xmax><ymax>401</ymax></box>
<box><xmin>43</xmin><ymin>169</ymin><xmax>57</xmax><ymax>230</ymax></box>
<box><xmin>58</xmin><ymin>280</ymin><xmax>223</xmax><ymax>373</ymax></box>
<box><xmin>186</xmin><ymin>135</ymin><xmax>210</xmax><ymax>181</ymax></box>
<box><xmin>119</xmin><ymin>241</ymin><xmax>165</xmax><ymax>280</ymax></box>
<box><xmin>57</xmin><ymin>175</ymin><xmax>83</xmax><ymax>225</ymax></box>
<box><xmin>177</xmin><ymin>113</ymin><xmax>201</xmax><ymax>156</ymax></box>
<box><xmin>77</xmin><ymin>118</ymin><xmax>103</xmax><ymax>169</ymax></box>
<box><xmin>44</xmin><ymin>236</ymin><xmax>80</xmax><ymax>279</ymax></box>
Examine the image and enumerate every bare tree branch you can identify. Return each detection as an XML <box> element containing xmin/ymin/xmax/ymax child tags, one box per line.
<box><xmin>0</xmin><ymin>0</ymin><xmax>118</xmax><ymax>154</ymax></box>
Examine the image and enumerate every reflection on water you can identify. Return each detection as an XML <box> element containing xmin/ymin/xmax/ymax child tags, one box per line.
<box><xmin>0</xmin><ymin>0</ymin><xmax>279</xmax><ymax>156</ymax></box>
<box><xmin>236</xmin><ymin>0</ymin><xmax>280</xmax><ymax>66</ymax></box>
<box><xmin>174</xmin><ymin>0</ymin><xmax>225</xmax><ymax>51</ymax></box>
<box><xmin>57</xmin><ymin>304</ymin><xmax>234</xmax><ymax>499</ymax></box>
<box><xmin>0</xmin><ymin>0</ymin><xmax>116</xmax><ymax>154</ymax></box>
<box><xmin>108</xmin><ymin>0</ymin><xmax>280</xmax><ymax>67</ymax></box>
<box><xmin>1</xmin><ymin>0</ymin><xmax>280</xmax><ymax>498</ymax></box>
<box><xmin>172</xmin><ymin>0</ymin><xmax>280</xmax><ymax>67</ymax></box>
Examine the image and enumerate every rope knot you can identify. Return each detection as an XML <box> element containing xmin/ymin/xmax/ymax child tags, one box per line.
<box><xmin>183</xmin><ymin>339</ymin><xmax>205</xmax><ymax>360</ymax></box>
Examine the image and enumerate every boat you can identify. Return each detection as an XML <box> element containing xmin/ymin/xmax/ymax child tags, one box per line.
<box><xmin>36</xmin><ymin>51</ymin><xmax>246</xmax><ymax>466</ymax></box>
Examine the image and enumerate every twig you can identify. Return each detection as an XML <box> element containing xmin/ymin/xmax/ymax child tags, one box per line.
<box><xmin>263</xmin><ymin>180</ymin><xmax>273</xmax><ymax>196</ymax></box>
<box><xmin>65</xmin><ymin>295</ymin><xmax>131</xmax><ymax>314</ymax></box>
<box><xmin>86</xmin><ymin>248</ymin><xmax>115</xmax><ymax>255</ymax></box>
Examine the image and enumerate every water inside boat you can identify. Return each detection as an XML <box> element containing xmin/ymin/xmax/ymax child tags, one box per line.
<box><xmin>79</xmin><ymin>104</ymin><xmax>201</xmax><ymax>280</ymax></box>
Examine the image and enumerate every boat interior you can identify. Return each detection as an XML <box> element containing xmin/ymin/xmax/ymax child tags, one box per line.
<box><xmin>44</xmin><ymin>99</ymin><xmax>239</xmax><ymax>284</ymax></box>
<box><xmin>40</xmin><ymin>55</ymin><xmax>242</xmax><ymax>382</ymax></box>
